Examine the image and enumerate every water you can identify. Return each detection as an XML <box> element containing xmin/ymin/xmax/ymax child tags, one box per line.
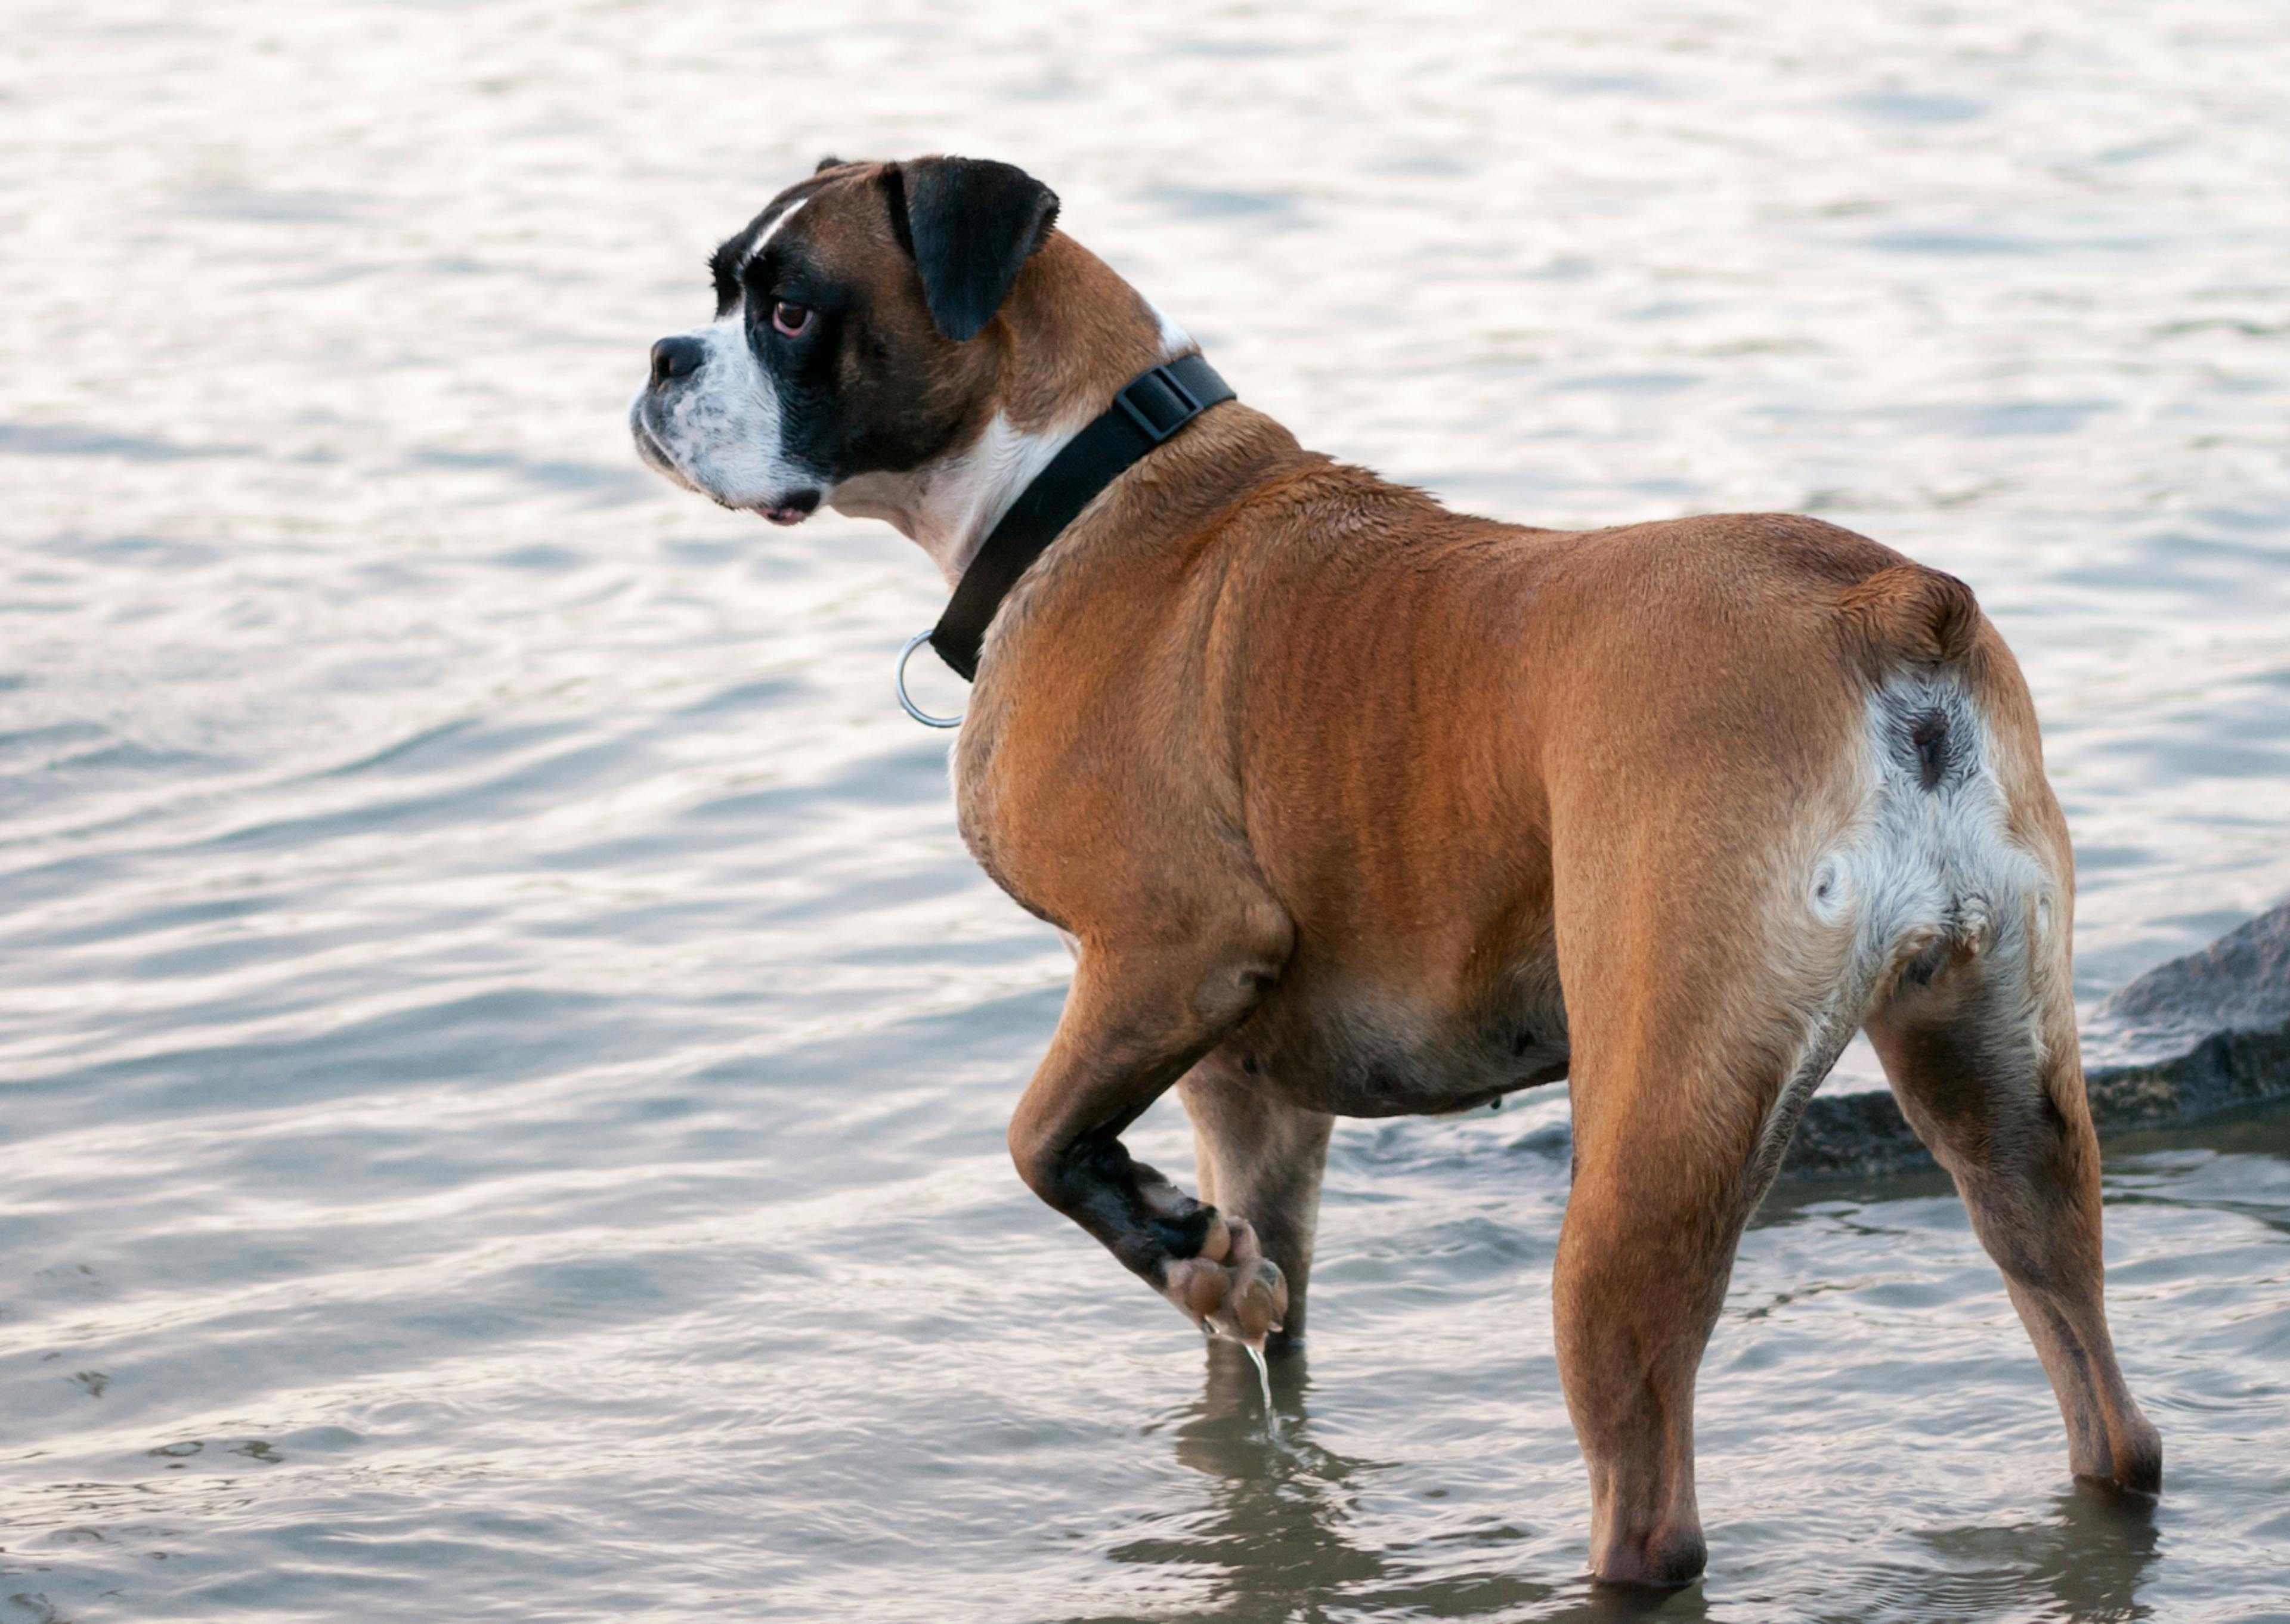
<box><xmin>1244</xmin><ymin>1342</ymin><xmax>1277</xmax><ymax>1433</ymax></box>
<box><xmin>4</xmin><ymin>2</ymin><xmax>2289</xmax><ymax>1619</ymax></box>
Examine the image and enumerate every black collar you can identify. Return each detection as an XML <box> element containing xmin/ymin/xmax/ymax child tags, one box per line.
<box><xmin>927</xmin><ymin>353</ymin><xmax>1234</xmax><ymax>682</ymax></box>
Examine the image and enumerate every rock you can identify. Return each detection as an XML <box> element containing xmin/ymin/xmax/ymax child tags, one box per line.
<box><xmin>1780</xmin><ymin>899</ymin><xmax>2290</xmax><ymax>1180</ymax></box>
<box><xmin>1781</xmin><ymin>1087</ymin><xmax>1932</xmax><ymax>1180</ymax></box>
<box><xmin>2080</xmin><ymin>898</ymin><xmax>2290</xmax><ymax>1130</ymax></box>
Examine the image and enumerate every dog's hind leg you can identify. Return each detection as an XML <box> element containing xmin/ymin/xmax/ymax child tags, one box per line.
<box><xmin>1865</xmin><ymin>914</ymin><xmax>2162</xmax><ymax>1494</ymax></box>
<box><xmin>1178</xmin><ymin>1062</ymin><xmax>1334</xmax><ymax>1353</ymax></box>
<box><xmin>1554</xmin><ymin>969</ymin><xmax>1853</xmax><ymax>1589</ymax></box>
<box><xmin>1545</xmin><ymin>754</ymin><xmax>1874</xmax><ymax>1588</ymax></box>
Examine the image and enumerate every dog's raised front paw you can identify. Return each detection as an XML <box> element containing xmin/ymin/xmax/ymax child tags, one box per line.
<box><xmin>1161</xmin><ymin>1213</ymin><xmax>1288</xmax><ymax>1344</ymax></box>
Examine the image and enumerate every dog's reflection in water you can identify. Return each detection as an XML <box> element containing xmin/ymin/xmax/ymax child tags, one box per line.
<box><xmin>1113</xmin><ymin>1341</ymin><xmax>1559</xmax><ymax>1623</ymax></box>
<box><xmin>1901</xmin><ymin>1482</ymin><xmax>2160</xmax><ymax>1622</ymax></box>
<box><xmin>1109</xmin><ymin>1347</ymin><xmax>2159</xmax><ymax>1624</ymax></box>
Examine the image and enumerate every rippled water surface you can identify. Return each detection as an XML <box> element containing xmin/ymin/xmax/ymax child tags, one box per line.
<box><xmin>6</xmin><ymin>4</ymin><xmax>2290</xmax><ymax>1620</ymax></box>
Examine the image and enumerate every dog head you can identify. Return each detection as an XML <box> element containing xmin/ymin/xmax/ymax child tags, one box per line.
<box><xmin>630</xmin><ymin>157</ymin><xmax>1183</xmax><ymax>575</ymax></box>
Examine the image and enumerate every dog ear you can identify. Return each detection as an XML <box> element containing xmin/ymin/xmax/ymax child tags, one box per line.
<box><xmin>883</xmin><ymin>157</ymin><xmax>1060</xmax><ymax>343</ymax></box>
<box><xmin>814</xmin><ymin>154</ymin><xmax>845</xmax><ymax>173</ymax></box>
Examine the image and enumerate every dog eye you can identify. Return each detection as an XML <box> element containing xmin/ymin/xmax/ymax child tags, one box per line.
<box><xmin>771</xmin><ymin>301</ymin><xmax>814</xmax><ymax>337</ymax></box>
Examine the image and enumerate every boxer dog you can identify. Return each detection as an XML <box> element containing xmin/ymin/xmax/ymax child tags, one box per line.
<box><xmin>630</xmin><ymin>156</ymin><xmax>2161</xmax><ymax>1586</ymax></box>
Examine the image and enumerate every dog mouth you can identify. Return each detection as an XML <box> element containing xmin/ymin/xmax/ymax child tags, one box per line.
<box><xmin>627</xmin><ymin>404</ymin><xmax>692</xmax><ymax>489</ymax></box>
<box><xmin>629</xmin><ymin>393</ymin><xmax>818</xmax><ymax>523</ymax></box>
<box><xmin>755</xmin><ymin>491</ymin><xmax>820</xmax><ymax>526</ymax></box>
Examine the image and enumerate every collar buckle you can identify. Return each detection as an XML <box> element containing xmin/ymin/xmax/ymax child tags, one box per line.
<box><xmin>1113</xmin><ymin>362</ymin><xmax>1205</xmax><ymax>445</ymax></box>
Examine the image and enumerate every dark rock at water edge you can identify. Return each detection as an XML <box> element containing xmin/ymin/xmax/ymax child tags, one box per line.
<box><xmin>1780</xmin><ymin>899</ymin><xmax>2290</xmax><ymax>1180</ymax></box>
<box><xmin>1783</xmin><ymin>1089</ymin><xmax>1933</xmax><ymax>1181</ymax></box>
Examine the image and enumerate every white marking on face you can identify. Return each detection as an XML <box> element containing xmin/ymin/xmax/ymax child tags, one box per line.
<box><xmin>628</xmin><ymin>199</ymin><xmax>818</xmax><ymax>513</ymax></box>
<box><xmin>741</xmin><ymin>195</ymin><xmax>809</xmax><ymax>275</ymax></box>
<box><xmin>828</xmin><ymin>410</ymin><xmax>1085</xmax><ymax>588</ymax></box>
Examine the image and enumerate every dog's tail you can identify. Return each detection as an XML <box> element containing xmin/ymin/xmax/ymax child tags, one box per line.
<box><xmin>1836</xmin><ymin>562</ymin><xmax>1982</xmax><ymax>680</ymax></box>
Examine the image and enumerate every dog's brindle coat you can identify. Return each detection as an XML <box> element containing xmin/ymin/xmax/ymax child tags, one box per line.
<box><xmin>632</xmin><ymin>156</ymin><xmax>2161</xmax><ymax>1587</ymax></box>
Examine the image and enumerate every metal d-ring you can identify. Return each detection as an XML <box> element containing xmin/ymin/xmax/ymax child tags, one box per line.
<box><xmin>895</xmin><ymin>630</ymin><xmax>964</xmax><ymax>728</ymax></box>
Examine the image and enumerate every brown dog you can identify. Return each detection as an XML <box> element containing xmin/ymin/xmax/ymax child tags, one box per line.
<box><xmin>631</xmin><ymin>156</ymin><xmax>2162</xmax><ymax>1587</ymax></box>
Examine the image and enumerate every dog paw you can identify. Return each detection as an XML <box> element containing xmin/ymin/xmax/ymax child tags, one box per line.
<box><xmin>1161</xmin><ymin>1213</ymin><xmax>1288</xmax><ymax>1344</ymax></box>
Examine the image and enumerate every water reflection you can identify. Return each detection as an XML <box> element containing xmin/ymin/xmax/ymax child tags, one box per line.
<box><xmin>1859</xmin><ymin>1484</ymin><xmax>2162</xmax><ymax>1624</ymax></box>
<box><xmin>1112</xmin><ymin>1341</ymin><xmax>2162</xmax><ymax>1623</ymax></box>
<box><xmin>1116</xmin><ymin>1342</ymin><xmax>1385</xmax><ymax>1619</ymax></box>
<box><xmin>1556</xmin><ymin>1486</ymin><xmax>2156</xmax><ymax>1624</ymax></box>
<box><xmin>2037</xmin><ymin>1483</ymin><xmax>2161</xmax><ymax>1622</ymax></box>
<box><xmin>1119</xmin><ymin>1342</ymin><xmax>1558</xmax><ymax>1622</ymax></box>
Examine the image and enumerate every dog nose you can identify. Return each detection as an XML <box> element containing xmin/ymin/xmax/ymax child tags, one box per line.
<box><xmin>649</xmin><ymin>336</ymin><xmax>706</xmax><ymax>387</ymax></box>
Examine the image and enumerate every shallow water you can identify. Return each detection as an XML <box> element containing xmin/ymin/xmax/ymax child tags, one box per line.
<box><xmin>5</xmin><ymin>3</ymin><xmax>2289</xmax><ymax>1620</ymax></box>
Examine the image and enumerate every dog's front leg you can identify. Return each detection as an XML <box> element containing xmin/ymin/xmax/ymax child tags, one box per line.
<box><xmin>1178</xmin><ymin>1061</ymin><xmax>1333</xmax><ymax>1353</ymax></box>
<box><xmin>1007</xmin><ymin>946</ymin><xmax>1290</xmax><ymax>1344</ymax></box>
